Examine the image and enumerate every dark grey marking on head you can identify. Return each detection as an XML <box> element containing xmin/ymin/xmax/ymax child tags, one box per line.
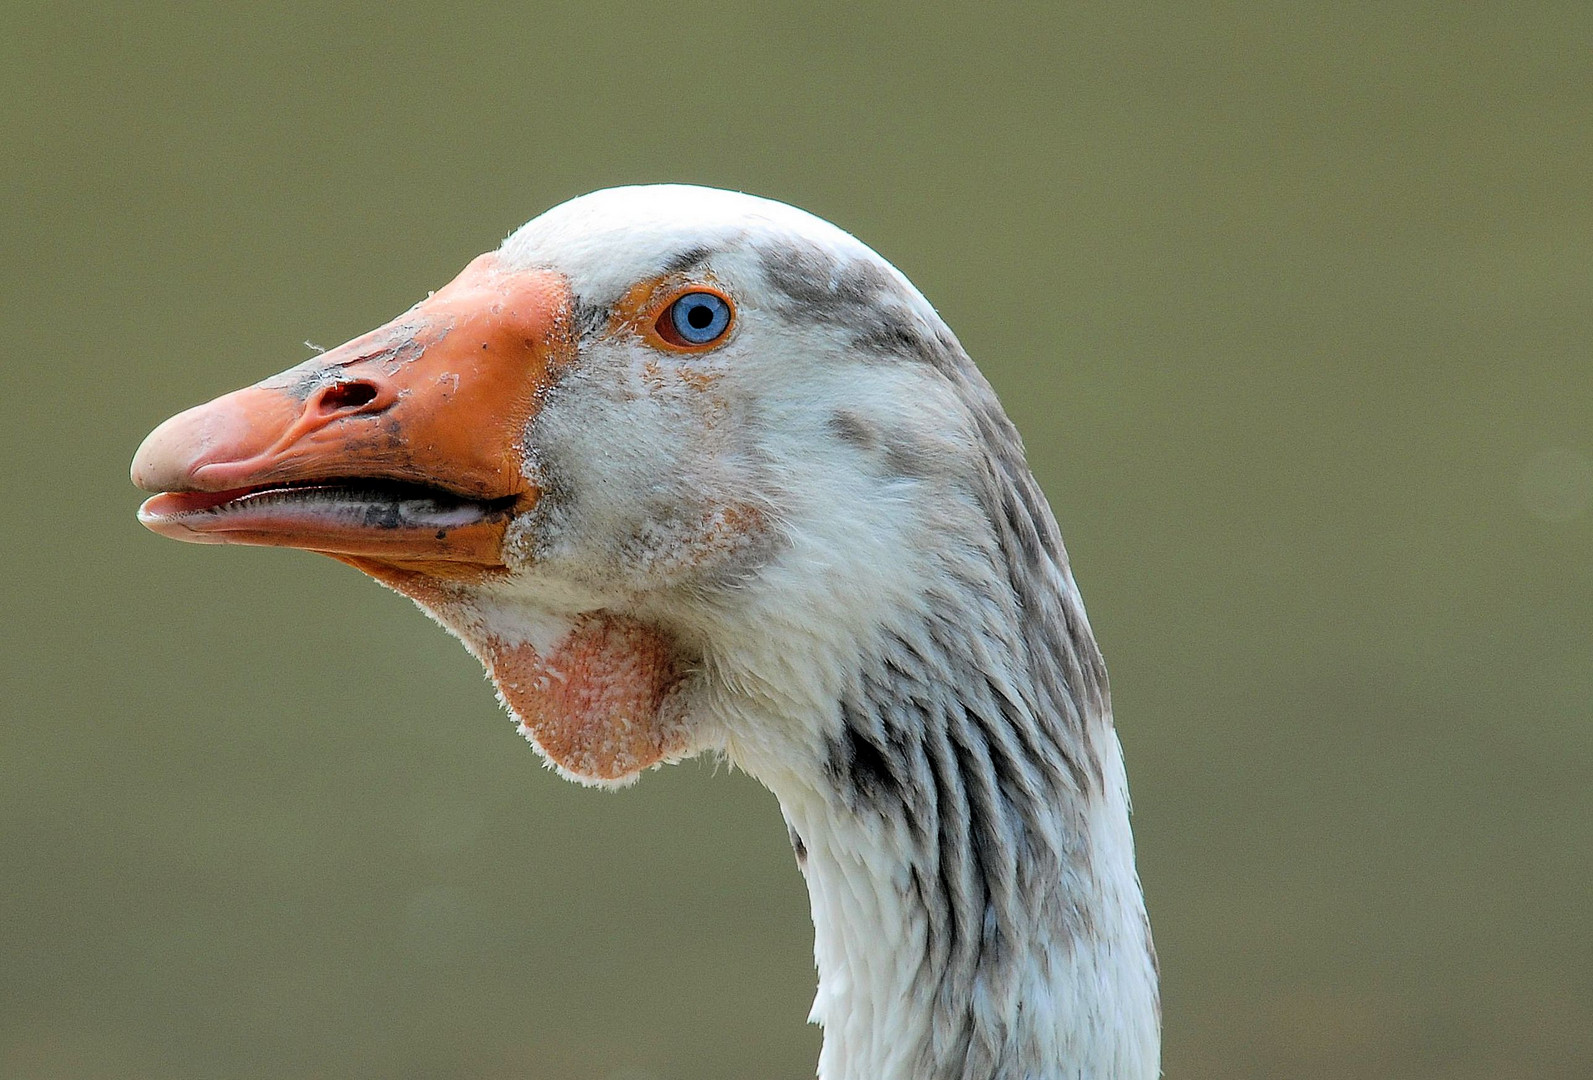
<box><xmin>829</xmin><ymin>410</ymin><xmax>951</xmax><ymax>481</ymax></box>
<box><xmin>661</xmin><ymin>244</ymin><xmax>714</xmax><ymax>276</ymax></box>
<box><xmin>827</xmin><ymin>410</ymin><xmax>879</xmax><ymax>451</ymax></box>
<box><xmin>755</xmin><ymin>238</ymin><xmax>953</xmax><ymax>367</ymax></box>
<box><xmin>570</xmin><ymin>297</ymin><xmax>609</xmax><ymax>341</ymax></box>
<box><xmin>758</xmin><ymin>241</ymin><xmax>894</xmax><ymax>317</ymax></box>
<box><xmin>851</xmin><ymin>317</ymin><xmax>938</xmax><ymax>363</ymax></box>
<box><xmin>881</xmin><ymin>434</ymin><xmax>947</xmax><ymax>480</ymax></box>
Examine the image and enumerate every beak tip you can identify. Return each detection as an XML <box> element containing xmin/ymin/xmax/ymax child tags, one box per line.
<box><xmin>133</xmin><ymin>385</ymin><xmax>311</xmax><ymax>496</ymax></box>
<box><xmin>130</xmin><ymin>415</ymin><xmax>188</xmax><ymax>493</ymax></box>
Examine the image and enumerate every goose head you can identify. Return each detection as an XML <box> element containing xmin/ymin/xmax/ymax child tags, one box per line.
<box><xmin>134</xmin><ymin>185</ymin><xmax>985</xmax><ymax>786</ymax></box>
<box><xmin>132</xmin><ymin>184</ymin><xmax>1158</xmax><ymax>1079</ymax></box>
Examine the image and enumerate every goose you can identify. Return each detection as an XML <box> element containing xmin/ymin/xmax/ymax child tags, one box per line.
<box><xmin>131</xmin><ymin>184</ymin><xmax>1159</xmax><ymax>1080</ymax></box>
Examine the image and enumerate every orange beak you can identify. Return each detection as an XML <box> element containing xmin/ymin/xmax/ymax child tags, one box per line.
<box><xmin>131</xmin><ymin>253</ymin><xmax>573</xmax><ymax>571</ymax></box>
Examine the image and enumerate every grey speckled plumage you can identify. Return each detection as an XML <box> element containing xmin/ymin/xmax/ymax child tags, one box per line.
<box><xmin>748</xmin><ymin>235</ymin><xmax>1156</xmax><ymax>1078</ymax></box>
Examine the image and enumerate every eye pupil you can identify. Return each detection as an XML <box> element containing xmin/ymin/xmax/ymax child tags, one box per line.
<box><xmin>667</xmin><ymin>291</ymin><xmax>731</xmax><ymax>345</ymax></box>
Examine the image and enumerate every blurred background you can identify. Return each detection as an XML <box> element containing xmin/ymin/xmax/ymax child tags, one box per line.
<box><xmin>3</xmin><ymin>3</ymin><xmax>1590</xmax><ymax>1077</ymax></box>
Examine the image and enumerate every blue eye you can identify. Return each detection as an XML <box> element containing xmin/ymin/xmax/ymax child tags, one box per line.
<box><xmin>665</xmin><ymin>291</ymin><xmax>732</xmax><ymax>345</ymax></box>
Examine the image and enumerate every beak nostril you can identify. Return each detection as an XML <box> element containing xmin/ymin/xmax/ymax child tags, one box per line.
<box><xmin>317</xmin><ymin>380</ymin><xmax>381</xmax><ymax>413</ymax></box>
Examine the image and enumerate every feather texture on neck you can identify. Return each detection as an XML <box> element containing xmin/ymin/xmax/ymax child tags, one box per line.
<box><xmin>698</xmin><ymin>299</ymin><xmax>1160</xmax><ymax>1079</ymax></box>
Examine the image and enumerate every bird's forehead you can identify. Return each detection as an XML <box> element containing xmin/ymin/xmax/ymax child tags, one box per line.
<box><xmin>496</xmin><ymin>184</ymin><xmax>890</xmax><ymax>307</ymax></box>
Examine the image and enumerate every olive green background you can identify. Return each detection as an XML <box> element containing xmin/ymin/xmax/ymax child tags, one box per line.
<box><xmin>4</xmin><ymin>3</ymin><xmax>1589</xmax><ymax>1078</ymax></box>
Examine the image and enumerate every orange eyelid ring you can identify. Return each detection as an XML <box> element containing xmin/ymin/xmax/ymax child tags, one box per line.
<box><xmin>648</xmin><ymin>285</ymin><xmax>737</xmax><ymax>351</ymax></box>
